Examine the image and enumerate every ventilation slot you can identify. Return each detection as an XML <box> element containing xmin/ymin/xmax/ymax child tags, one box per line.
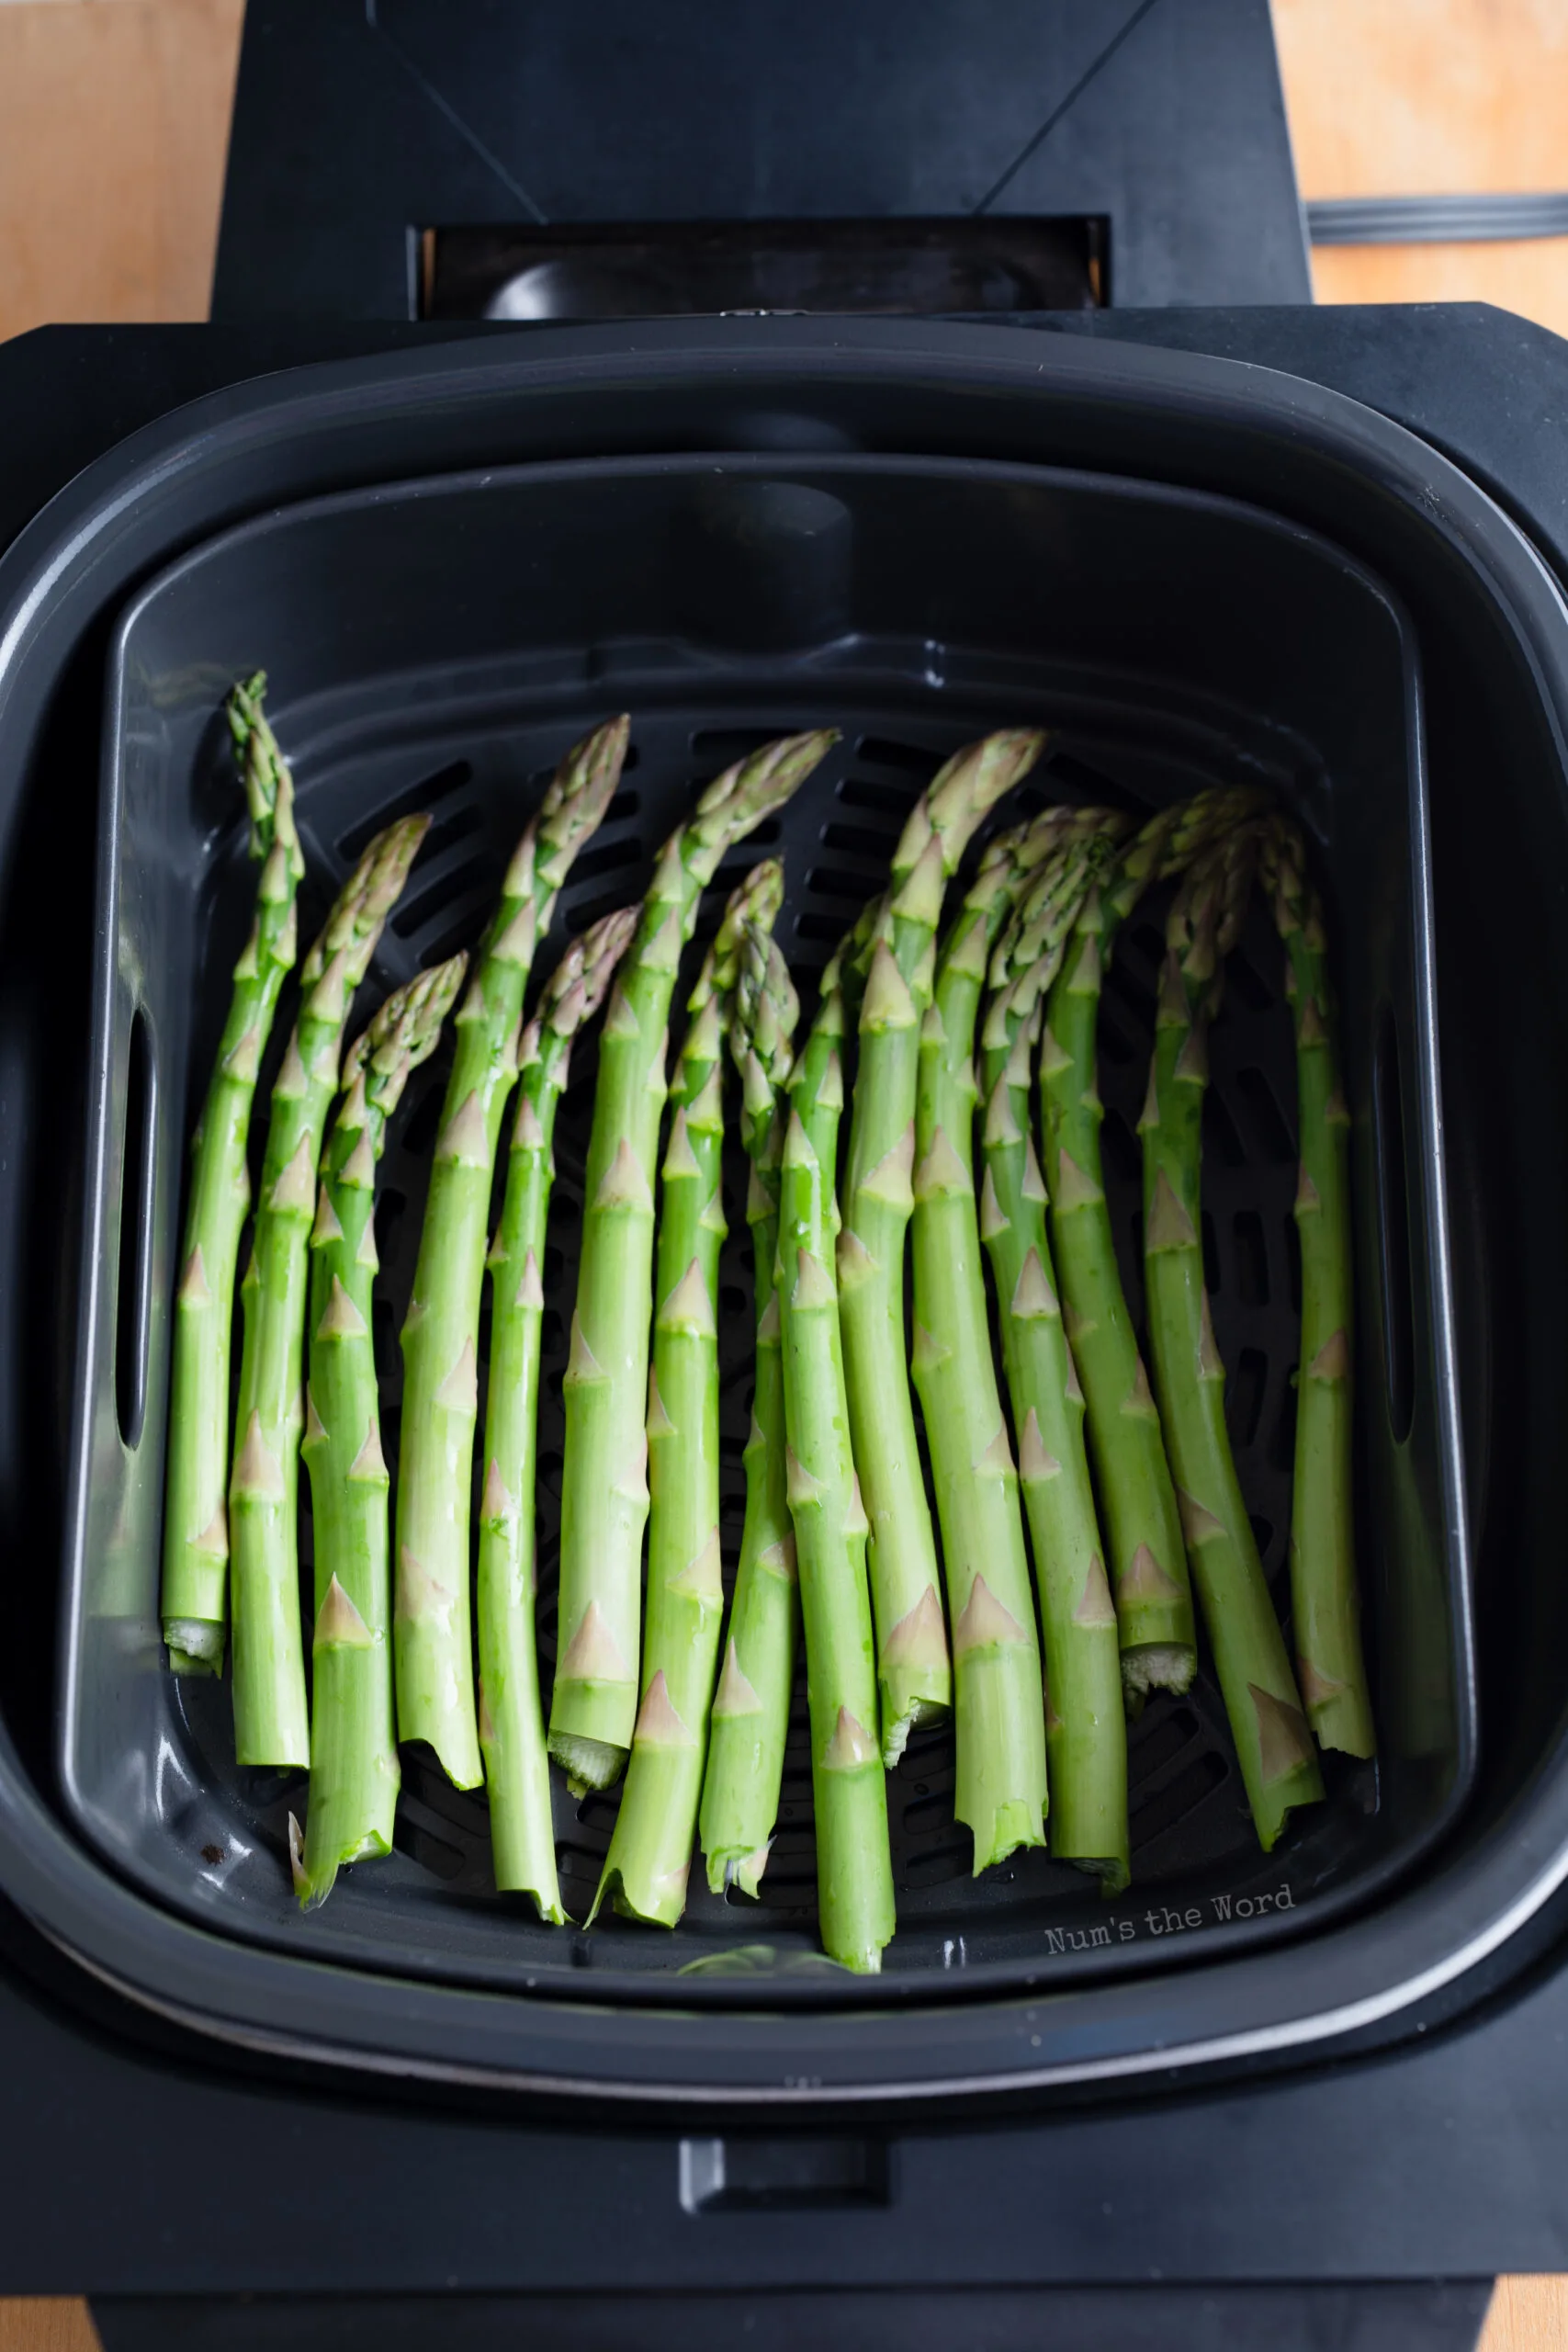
<box><xmin>855</xmin><ymin>735</ymin><xmax>935</xmax><ymax>773</ymax></box>
<box><xmin>338</xmin><ymin>761</ymin><xmax>472</xmax><ymax>859</ymax></box>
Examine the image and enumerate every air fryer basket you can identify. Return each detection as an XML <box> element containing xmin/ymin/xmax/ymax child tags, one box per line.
<box><xmin>62</xmin><ymin>448</ymin><xmax>1467</xmax><ymax>2005</ymax></box>
<box><xmin>0</xmin><ymin>317</ymin><xmax>1560</xmax><ymax>2100</ymax></box>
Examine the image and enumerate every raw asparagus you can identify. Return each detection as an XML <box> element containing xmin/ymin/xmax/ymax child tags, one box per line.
<box><xmin>396</xmin><ymin>716</ymin><xmax>629</xmax><ymax>1790</ymax></box>
<box><xmin>779</xmin><ymin>961</ymin><xmax>896</xmax><ymax>1972</ymax></box>
<box><xmin>162</xmin><ymin>673</ymin><xmax>305</xmax><ymax>1677</ymax></box>
<box><xmin>1039</xmin><ymin>789</ymin><xmax>1260</xmax><ymax>1701</ymax></box>
<box><xmin>230</xmin><ymin>815</ymin><xmax>430</xmax><ymax>1767</ymax></box>
<box><xmin>478</xmin><ymin>906</ymin><xmax>638</xmax><ymax>1920</ymax></box>
<box><xmin>840</xmin><ymin>729</ymin><xmax>1047</xmax><ymax>1763</ymax></box>
<box><xmin>593</xmin><ymin>863</ymin><xmax>785</xmax><ymax>1927</ymax></box>
<box><xmin>294</xmin><ymin>952</ymin><xmax>468</xmax><ymax>1906</ymax></box>
<box><xmin>1141</xmin><ymin>832</ymin><xmax>1324</xmax><ymax>1846</ymax></box>
<box><xmin>1262</xmin><ymin>819</ymin><xmax>1375</xmax><ymax>1758</ymax></box>
<box><xmin>550</xmin><ymin>731</ymin><xmax>836</xmax><ymax>1794</ymax></box>
<box><xmin>910</xmin><ymin>823</ymin><xmax>1062</xmax><ymax>1870</ymax></box>
<box><xmin>979</xmin><ymin>815</ymin><xmax>1133</xmax><ymax>1886</ymax></box>
<box><xmin>699</xmin><ymin>916</ymin><xmax>802</xmax><ymax>1898</ymax></box>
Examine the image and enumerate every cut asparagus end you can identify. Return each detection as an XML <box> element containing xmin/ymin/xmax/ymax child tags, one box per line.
<box><xmin>1121</xmin><ymin>1641</ymin><xmax>1197</xmax><ymax>1701</ymax></box>
<box><xmin>164</xmin><ymin>1617</ymin><xmax>225</xmax><ymax>1673</ymax></box>
<box><xmin>550</xmin><ymin>1732</ymin><xmax>626</xmax><ymax>1797</ymax></box>
<box><xmin>1068</xmin><ymin>1853</ymin><xmax>1133</xmax><ymax>1896</ymax></box>
<box><xmin>880</xmin><ymin>1690</ymin><xmax>949</xmax><ymax>1769</ymax></box>
<box><xmin>972</xmin><ymin>1797</ymin><xmax>1048</xmax><ymax>1876</ymax></box>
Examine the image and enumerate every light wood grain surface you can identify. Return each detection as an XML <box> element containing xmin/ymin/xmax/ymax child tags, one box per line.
<box><xmin>0</xmin><ymin>0</ymin><xmax>243</xmax><ymax>343</ymax></box>
<box><xmin>0</xmin><ymin>4</ymin><xmax>1562</xmax><ymax>2345</ymax></box>
<box><xmin>1274</xmin><ymin>0</ymin><xmax>1568</xmax><ymax>336</ymax></box>
<box><xmin>0</xmin><ymin>2304</ymin><xmax>100</xmax><ymax>2352</ymax></box>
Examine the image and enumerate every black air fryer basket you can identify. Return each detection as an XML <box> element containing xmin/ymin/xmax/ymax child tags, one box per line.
<box><xmin>2</xmin><ymin>321</ymin><xmax>1564</xmax><ymax>2109</ymax></box>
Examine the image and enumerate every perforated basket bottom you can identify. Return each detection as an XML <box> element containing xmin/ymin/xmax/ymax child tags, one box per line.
<box><xmin>175</xmin><ymin>643</ymin><xmax>1377</xmax><ymax>1989</ymax></box>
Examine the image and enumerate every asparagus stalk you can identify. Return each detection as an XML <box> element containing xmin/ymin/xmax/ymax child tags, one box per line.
<box><xmin>1039</xmin><ymin>789</ymin><xmax>1260</xmax><ymax>1701</ymax></box>
<box><xmin>699</xmin><ymin>916</ymin><xmax>802</xmax><ymax>1898</ymax></box>
<box><xmin>979</xmin><ymin>816</ymin><xmax>1133</xmax><ymax>1887</ymax></box>
<box><xmin>478</xmin><ymin>907</ymin><xmax>638</xmax><ymax>1920</ymax></box>
<box><xmin>1262</xmin><ymin>820</ymin><xmax>1375</xmax><ymax>1758</ymax></box>
<box><xmin>396</xmin><ymin>717</ymin><xmax>630</xmax><ymax>1789</ymax></box>
<box><xmin>779</xmin><ymin>959</ymin><xmax>896</xmax><ymax>1973</ymax></box>
<box><xmin>593</xmin><ymin>864</ymin><xmax>785</xmax><ymax>1927</ymax></box>
<box><xmin>550</xmin><ymin>731</ymin><xmax>837</xmax><ymax>1794</ymax></box>
<box><xmin>162</xmin><ymin>674</ymin><xmax>305</xmax><ymax>1677</ymax></box>
<box><xmin>840</xmin><ymin>729</ymin><xmax>1047</xmax><ymax>1763</ymax></box>
<box><xmin>1141</xmin><ymin>834</ymin><xmax>1325</xmax><ymax>1847</ymax></box>
<box><xmin>293</xmin><ymin>953</ymin><xmax>468</xmax><ymax>1907</ymax></box>
<box><xmin>230</xmin><ymin>816</ymin><xmax>430</xmax><ymax>1767</ymax></box>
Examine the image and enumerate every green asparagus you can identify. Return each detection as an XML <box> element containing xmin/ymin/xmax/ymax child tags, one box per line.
<box><xmin>1262</xmin><ymin>820</ymin><xmax>1375</xmax><ymax>1758</ymax></box>
<box><xmin>911</xmin><ymin>822</ymin><xmax>1066</xmax><ymax>1870</ymax></box>
<box><xmin>478</xmin><ymin>907</ymin><xmax>638</xmax><ymax>1919</ymax></box>
<box><xmin>779</xmin><ymin>958</ymin><xmax>896</xmax><ymax>1972</ymax></box>
<box><xmin>230</xmin><ymin>816</ymin><xmax>430</xmax><ymax>1767</ymax></box>
<box><xmin>397</xmin><ymin>717</ymin><xmax>630</xmax><ymax>1790</ymax></box>
<box><xmin>840</xmin><ymin>729</ymin><xmax>1047</xmax><ymax>1763</ymax></box>
<box><xmin>549</xmin><ymin>731</ymin><xmax>835</xmax><ymax>1796</ymax></box>
<box><xmin>593</xmin><ymin>864</ymin><xmax>785</xmax><ymax>1927</ymax></box>
<box><xmin>294</xmin><ymin>952</ymin><xmax>468</xmax><ymax>1906</ymax></box>
<box><xmin>1040</xmin><ymin>789</ymin><xmax>1261</xmax><ymax>1701</ymax></box>
<box><xmin>162</xmin><ymin>673</ymin><xmax>305</xmax><ymax>1677</ymax></box>
<box><xmin>979</xmin><ymin>814</ymin><xmax>1133</xmax><ymax>1886</ymax></box>
<box><xmin>699</xmin><ymin>916</ymin><xmax>802</xmax><ymax>1899</ymax></box>
<box><xmin>1141</xmin><ymin>831</ymin><xmax>1324</xmax><ymax>1846</ymax></box>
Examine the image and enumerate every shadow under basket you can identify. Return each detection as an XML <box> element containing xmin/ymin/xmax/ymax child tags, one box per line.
<box><xmin>66</xmin><ymin>448</ymin><xmax>1469</xmax><ymax>2025</ymax></box>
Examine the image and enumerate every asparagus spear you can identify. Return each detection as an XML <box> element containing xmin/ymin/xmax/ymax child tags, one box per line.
<box><xmin>1141</xmin><ymin>832</ymin><xmax>1325</xmax><ymax>1847</ymax></box>
<box><xmin>979</xmin><ymin>815</ymin><xmax>1133</xmax><ymax>1887</ymax></box>
<box><xmin>162</xmin><ymin>674</ymin><xmax>305</xmax><ymax>1677</ymax></box>
<box><xmin>478</xmin><ymin>907</ymin><xmax>638</xmax><ymax>1920</ymax></box>
<box><xmin>549</xmin><ymin>731</ymin><xmax>836</xmax><ymax>1795</ymax></box>
<box><xmin>910</xmin><ymin>823</ymin><xmax>1067</xmax><ymax>1870</ymax></box>
<box><xmin>592</xmin><ymin>864</ymin><xmax>785</xmax><ymax>1927</ymax></box>
<box><xmin>699</xmin><ymin>919</ymin><xmax>802</xmax><ymax>1897</ymax></box>
<box><xmin>230</xmin><ymin>816</ymin><xmax>430</xmax><ymax>1768</ymax></box>
<box><xmin>396</xmin><ymin>717</ymin><xmax>630</xmax><ymax>1790</ymax></box>
<box><xmin>1039</xmin><ymin>789</ymin><xmax>1261</xmax><ymax>1702</ymax></box>
<box><xmin>840</xmin><ymin>729</ymin><xmax>1047</xmax><ymax>1763</ymax></box>
<box><xmin>1262</xmin><ymin>819</ymin><xmax>1375</xmax><ymax>1758</ymax></box>
<box><xmin>779</xmin><ymin>957</ymin><xmax>896</xmax><ymax>1973</ymax></box>
<box><xmin>293</xmin><ymin>953</ymin><xmax>468</xmax><ymax>1907</ymax></box>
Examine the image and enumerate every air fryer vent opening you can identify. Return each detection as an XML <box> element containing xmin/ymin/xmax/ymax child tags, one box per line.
<box><xmin>421</xmin><ymin>218</ymin><xmax>1108</xmax><ymax>322</ymax></box>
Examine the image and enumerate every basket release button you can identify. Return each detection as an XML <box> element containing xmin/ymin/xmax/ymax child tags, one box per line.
<box><xmin>680</xmin><ymin>2137</ymin><xmax>891</xmax><ymax>2214</ymax></box>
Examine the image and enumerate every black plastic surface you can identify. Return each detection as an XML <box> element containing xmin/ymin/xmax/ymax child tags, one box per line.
<box><xmin>88</xmin><ymin>2280</ymin><xmax>1495</xmax><ymax>2352</ymax></box>
<box><xmin>214</xmin><ymin>0</ymin><xmax>1312</xmax><ymax>319</ymax></box>
<box><xmin>66</xmin><ymin>449</ymin><xmax>1463</xmax><ymax>2016</ymax></box>
<box><xmin>0</xmin><ymin>319</ymin><xmax>1561</xmax><ymax>2109</ymax></box>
